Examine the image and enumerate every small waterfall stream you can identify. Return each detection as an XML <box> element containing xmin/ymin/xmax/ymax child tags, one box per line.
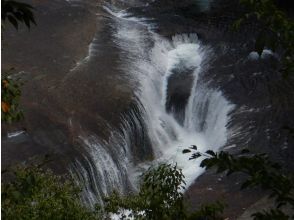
<box><xmin>71</xmin><ymin>4</ymin><xmax>234</xmax><ymax>207</ymax></box>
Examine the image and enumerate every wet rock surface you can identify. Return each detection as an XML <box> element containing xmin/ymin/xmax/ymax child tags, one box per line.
<box><xmin>2</xmin><ymin>0</ymin><xmax>134</xmax><ymax>171</ymax></box>
<box><xmin>135</xmin><ymin>0</ymin><xmax>294</xmax><ymax>218</ymax></box>
<box><xmin>2</xmin><ymin>0</ymin><xmax>294</xmax><ymax>218</ymax></box>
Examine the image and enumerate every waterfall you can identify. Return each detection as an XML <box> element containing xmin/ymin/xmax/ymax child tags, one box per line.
<box><xmin>70</xmin><ymin>5</ymin><xmax>234</xmax><ymax>207</ymax></box>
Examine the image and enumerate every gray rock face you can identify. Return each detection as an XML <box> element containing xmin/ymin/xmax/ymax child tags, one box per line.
<box><xmin>2</xmin><ymin>0</ymin><xmax>294</xmax><ymax>218</ymax></box>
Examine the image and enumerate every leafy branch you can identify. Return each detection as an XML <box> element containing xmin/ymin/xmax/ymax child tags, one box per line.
<box><xmin>102</xmin><ymin>163</ymin><xmax>225</xmax><ymax>220</ymax></box>
<box><xmin>2</xmin><ymin>0</ymin><xmax>36</xmax><ymax>29</ymax></box>
<box><xmin>184</xmin><ymin>147</ymin><xmax>294</xmax><ymax>219</ymax></box>
<box><xmin>233</xmin><ymin>0</ymin><xmax>294</xmax><ymax>77</ymax></box>
<box><xmin>2</xmin><ymin>163</ymin><xmax>100</xmax><ymax>220</ymax></box>
<box><xmin>1</xmin><ymin>75</ymin><xmax>23</xmax><ymax>123</ymax></box>
<box><xmin>1</xmin><ymin>0</ymin><xmax>36</xmax><ymax>123</ymax></box>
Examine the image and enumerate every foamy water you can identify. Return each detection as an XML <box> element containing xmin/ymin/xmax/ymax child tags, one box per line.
<box><xmin>71</xmin><ymin>5</ymin><xmax>234</xmax><ymax>207</ymax></box>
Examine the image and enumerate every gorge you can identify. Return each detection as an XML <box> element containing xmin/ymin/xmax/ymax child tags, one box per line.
<box><xmin>2</xmin><ymin>0</ymin><xmax>293</xmax><ymax>218</ymax></box>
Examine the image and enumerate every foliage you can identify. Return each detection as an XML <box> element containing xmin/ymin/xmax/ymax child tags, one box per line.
<box><xmin>103</xmin><ymin>163</ymin><xmax>224</xmax><ymax>220</ymax></box>
<box><xmin>103</xmin><ymin>164</ymin><xmax>186</xmax><ymax>220</ymax></box>
<box><xmin>187</xmin><ymin>201</ymin><xmax>225</xmax><ymax>220</ymax></box>
<box><xmin>1</xmin><ymin>0</ymin><xmax>36</xmax><ymax>123</ymax></box>
<box><xmin>2</xmin><ymin>0</ymin><xmax>293</xmax><ymax>219</ymax></box>
<box><xmin>1</xmin><ymin>0</ymin><xmax>36</xmax><ymax>29</ymax></box>
<box><xmin>233</xmin><ymin>0</ymin><xmax>294</xmax><ymax>76</ymax></box>
<box><xmin>252</xmin><ymin>209</ymin><xmax>290</xmax><ymax>220</ymax></box>
<box><xmin>185</xmin><ymin>148</ymin><xmax>294</xmax><ymax>220</ymax></box>
<box><xmin>2</xmin><ymin>164</ymin><xmax>99</xmax><ymax>220</ymax></box>
<box><xmin>1</xmin><ymin>75</ymin><xmax>23</xmax><ymax>122</ymax></box>
<box><xmin>2</xmin><ymin>163</ymin><xmax>226</xmax><ymax>220</ymax></box>
<box><xmin>227</xmin><ymin>2</ymin><xmax>294</xmax><ymax>217</ymax></box>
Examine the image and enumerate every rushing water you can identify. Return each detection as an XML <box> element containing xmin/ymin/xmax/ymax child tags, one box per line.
<box><xmin>71</xmin><ymin>3</ymin><xmax>234</xmax><ymax>207</ymax></box>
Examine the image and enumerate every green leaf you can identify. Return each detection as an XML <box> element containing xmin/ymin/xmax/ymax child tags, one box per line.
<box><xmin>7</xmin><ymin>15</ymin><xmax>18</xmax><ymax>29</ymax></box>
<box><xmin>189</xmin><ymin>152</ymin><xmax>202</xmax><ymax>160</ymax></box>
<box><xmin>182</xmin><ymin>149</ymin><xmax>191</xmax><ymax>154</ymax></box>
<box><xmin>206</xmin><ymin>150</ymin><xmax>216</xmax><ymax>157</ymax></box>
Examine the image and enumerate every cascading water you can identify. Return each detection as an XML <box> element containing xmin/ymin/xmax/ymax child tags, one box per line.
<box><xmin>71</xmin><ymin>4</ymin><xmax>234</xmax><ymax>207</ymax></box>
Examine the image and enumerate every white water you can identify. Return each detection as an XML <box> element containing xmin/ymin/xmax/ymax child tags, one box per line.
<box><xmin>7</xmin><ymin>130</ymin><xmax>26</xmax><ymax>138</ymax></box>
<box><xmin>70</xmin><ymin>130</ymin><xmax>133</xmax><ymax>205</ymax></box>
<box><xmin>71</xmin><ymin>5</ymin><xmax>234</xmax><ymax>206</ymax></box>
